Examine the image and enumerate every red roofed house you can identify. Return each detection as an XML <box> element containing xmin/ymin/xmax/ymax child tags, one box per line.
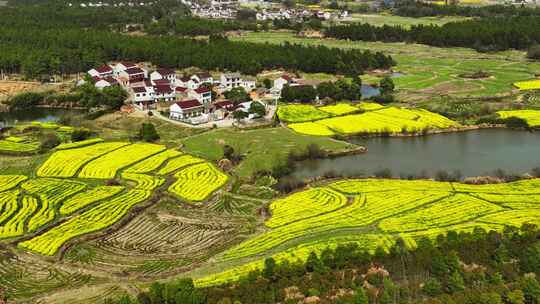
<box><xmin>273</xmin><ymin>75</ymin><xmax>297</xmax><ymax>93</ymax></box>
<box><xmin>132</xmin><ymin>86</ymin><xmax>155</xmax><ymax>109</ymax></box>
<box><xmin>211</xmin><ymin>100</ymin><xmax>234</xmax><ymax>120</ymax></box>
<box><xmin>118</xmin><ymin>67</ymin><xmax>147</xmax><ymax>86</ymax></box>
<box><xmin>212</xmin><ymin>100</ymin><xmax>234</xmax><ymax>111</ymax></box>
<box><xmin>88</xmin><ymin>65</ymin><xmax>113</xmax><ymax>79</ymax></box>
<box><xmin>191</xmin><ymin>72</ymin><xmax>213</xmax><ymax>85</ymax></box>
<box><xmin>175</xmin><ymin>86</ymin><xmax>188</xmax><ymax>99</ymax></box>
<box><xmin>150</xmin><ymin>68</ymin><xmax>176</xmax><ymax>83</ymax></box>
<box><xmin>188</xmin><ymin>87</ymin><xmax>212</xmax><ymax>110</ymax></box>
<box><xmin>169</xmin><ymin>99</ymin><xmax>204</xmax><ymax>121</ymax></box>
<box><xmin>114</xmin><ymin>62</ymin><xmax>138</xmax><ymax>76</ymax></box>
<box><xmin>178</xmin><ymin>76</ymin><xmax>200</xmax><ymax>90</ymax></box>
<box><xmin>152</xmin><ymin>79</ymin><xmax>171</xmax><ymax>86</ymax></box>
<box><xmin>153</xmin><ymin>84</ymin><xmax>175</xmax><ymax>102</ymax></box>
<box><xmin>95</xmin><ymin>77</ymin><xmax>119</xmax><ymax>89</ymax></box>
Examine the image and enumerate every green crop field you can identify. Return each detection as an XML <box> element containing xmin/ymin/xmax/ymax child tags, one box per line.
<box><xmin>192</xmin><ymin>178</ymin><xmax>540</xmax><ymax>286</ymax></box>
<box><xmin>181</xmin><ymin>127</ymin><xmax>355</xmax><ymax>179</ymax></box>
<box><xmin>231</xmin><ymin>32</ymin><xmax>540</xmax><ymax>101</ymax></box>
<box><xmin>344</xmin><ymin>13</ymin><xmax>470</xmax><ymax>28</ymax></box>
<box><xmin>282</xmin><ymin>104</ymin><xmax>459</xmax><ymax>136</ymax></box>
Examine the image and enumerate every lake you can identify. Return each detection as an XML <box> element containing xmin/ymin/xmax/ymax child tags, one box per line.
<box><xmin>293</xmin><ymin>129</ymin><xmax>540</xmax><ymax>179</ymax></box>
<box><xmin>0</xmin><ymin>108</ymin><xmax>85</xmax><ymax>127</ymax></box>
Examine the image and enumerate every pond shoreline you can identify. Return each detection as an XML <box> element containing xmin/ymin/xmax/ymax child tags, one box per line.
<box><xmin>335</xmin><ymin>123</ymin><xmax>509</xmax><ymax>140</ymax></box>
<box><xmin>292</xmin><ymin>128</ymin><xmax>540</xmax><ymax>181</ymax></box>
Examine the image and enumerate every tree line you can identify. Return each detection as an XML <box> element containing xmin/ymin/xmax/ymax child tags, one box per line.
<box><xmin>0</xmin><ymin>6</ymin><xmax>395</xmax><ymax>78</ymax></box>
<box><xmin>108</xmin><ymin>224</ymin><xmax>540</xmax><ymax>304</ymax></box>
<box><xmin>326</xmin><ymin>16</ymin><xmax>540</xmax><ymax>52</ymax></box>
<box><xmin>394</xmin><ymin>0</ymin><xmax>540</xmax><ymax>18</ymax></box>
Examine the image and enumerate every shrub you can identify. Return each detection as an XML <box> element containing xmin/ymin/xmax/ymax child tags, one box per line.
<box><xmin>532</xmin><ymin>167</ymin><xmax>540</xmax><ymax>178</ymax></box>
<box><xmin>374</xmin><ymin>168</ymin><xmax>392</xmax><ymax>178</ymax></box>
<box><xmin>39</xmin><ymin>132</ymin><xmax>60</xmax><ymax>150</ymax></box>
<box><xmin>505</xmin><ymin>117</ymin><xmax>529</xmax><ymax>129</ymax></box>
<box><xmin>372</xmin><ymin>93</ymin><xmax>395</xmax><ymax>104</ymax></box>
<box><xmin>138</xmin><ymin>123</ymin><xmax>160</xmax><ymax>142</ymax></box>
<box><xmin>71</xmin><ymin>129</ymin><xmax>93</xmax><ymax>142</ymax></box>
<box><xmin>8</xmin><ymin>92</ymin><xmax>46</xmax><ymax>110</ymax></box>
<box><xmin>273</xmin><ymin>176</ymin><xmax>305</xmax><ymax>193</ymax></box>
<box><xmin>527</xmin><ymin>44</ymin><xmax>540</xmax><ymax>60</ymax></box>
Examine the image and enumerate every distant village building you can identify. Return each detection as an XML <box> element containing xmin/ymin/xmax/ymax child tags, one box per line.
<box><xmin>188</xmin><ymin>87</ymin><xmax>213</xmax><ymax>110</ymax></box>
<box><xmin>220</xmin><ymin>72</ymin><xmax>243</xmax><ymax>90</ymax></box>
<box><xmin>132</xmin><ymin>86</ymin><xmax>155</xmax><ymax>109</ymax></box>
<box><xmin>88</xmin><ymin>65</ymin><xmax>113</xmax><ymax>79</ymax></box>
<box><xmin>95</xmin><ymin>77</ymin><xmax>119</xmax><ymax>89</ymax></box>
<box><xmin>113</xmin><ymin>62</ymin><xmax>138</xmax><ymax>76</ymax></box>
<box><xmin>118</xmin><ymin>67</ymin><xmax>147</xmax><ymax>86</ymax></box>
<box><xmin>193</xmin><ymin>72</ymin><xmax>214</xmax><ymax>84</ymax></box>
<box><xmin>153</xmin><ymin>85</ymin><xmax>175</xmax><ymax>102</ymax></box>
<box><xmin>150</xmin><ymin>68</ymin><xmax>176</xmax><ymax>83</ymax></box>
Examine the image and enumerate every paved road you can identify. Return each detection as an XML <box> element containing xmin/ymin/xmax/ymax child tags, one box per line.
<box><xmin>146</xmin><ymin>104</ymin><xmax>277</xmax><ymax>129</ymax></box>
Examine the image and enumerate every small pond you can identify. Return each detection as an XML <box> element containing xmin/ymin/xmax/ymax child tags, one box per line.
<box><xmin>293</xmin><ymin>129</ymin><xmax>540</xmax><ymax>180</ymax></box>
<box><xmin>0</xmin><ymin>108</ymin><xmax>85</xmax><ymax>128</ymax></box>
<box><xmin>361</xmin><ymin>84</ymin><xmax>380</xmax><ymax>99</ymax></box>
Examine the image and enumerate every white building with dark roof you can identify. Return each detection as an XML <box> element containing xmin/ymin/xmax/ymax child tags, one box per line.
<box><xmin>88</xmin><ymin>65</ymin><xmax>113</xmax><ymax>79</ymax></box>
<box><xmin>150</xmin><ymin>68</ymin><xmax>176</xmax><ymax>83</ymax></box>
<box><xmin>220</xmin><ymin>72</ymin><xmax>242</xmax><ymax>90</ymax></box>
<box><xmin>132</xmin><ymin>86</ymin><xmax>155</xmax><ymax>109</ymax></box>
<box><xmin>188</xmin><ymin>87</ymin><xmax>212</xmax><ymax>110</ymax></box>
<box><xmin>95</xmin><ymin>77</ymin><xmax>119</xmax><ymax>89</ymax></box>
<box><xmin>169</xmin><ymin>99</ymin><xmax>205</xmax><ymax>121</ymax></box>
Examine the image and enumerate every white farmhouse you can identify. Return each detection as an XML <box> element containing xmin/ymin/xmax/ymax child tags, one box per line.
<box><xmin>150</xmin><ymin>68</ymin><xmax>176</xmax><ymax>83</ymax></box>
<box><xmin>153</xmin><ymin>85</ymin><xmax>175</xmax><ymax>102</ymax></box>
<box><xmin>95</xmin><ymin>77</ymin><xmax>119</xmax><ymax>89</ymax></box>
<box><xmin>220</xmin><ymin>72</ymin><xmax>242</xmax><ymax>90</ymax></box>
<box><xmin>188</xmin><ymin>87</ymin><xmax>212</xmax><ymax>110</ymax></box>
<box><xmin>178</xmin><ymin>76</ymin><xmax>200</xmax><ymax>90</ymax></box>
<box><xmin>114</xmin><ymin>62</ymin><xmax>138</xmax><ymax>76</ymax></box>
<box><xmin>88</xmin><ymin>65</ymin><xmax>113</xmax><ymax>79</ymax></box>
<box><xmin>132</xmin><ymin>86</ymin><xmax>155</xmax><ymax>109</ymax></box>
<box><xmin>169</xmin><ymin>99</ymin><xmax>205</xmax><ymax>121</ymax></box>
<box><xmin>118</xmin><ymin>67</ymin><xmax>147</xmax><ymax>86</ymax></box>
<box><xmin>273</xmin><ymin>75</ymin><xmax>296</xmax><ymax>92</ymax></box>
<box><xmin>192</xmin><ymin>72</ymin><xmax>214</xmax><ymax>85</ymax></box>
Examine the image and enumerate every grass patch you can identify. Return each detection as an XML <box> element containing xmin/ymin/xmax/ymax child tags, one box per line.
<box><xmin>181</xmin><ymin>127</ymin><xmax>354</xmax><ymax>179</ymax></box>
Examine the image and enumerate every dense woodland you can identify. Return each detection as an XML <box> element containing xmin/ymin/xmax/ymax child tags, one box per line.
<box><xmin>326</xmin><ymin>16</ymin><xmax>540</xmax><ymax>52</ymax></box>
<box><xmin>0</xmin><ymin>5</ymin><xmax>394</xmax><ymax>78</ymax></box>
<box><xmin>108</xmin><ymin>224</ymin><xmax>540</xmax><ymax>304</ymax></box>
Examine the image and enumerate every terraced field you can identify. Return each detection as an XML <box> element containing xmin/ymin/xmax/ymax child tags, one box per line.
<box><xmin>169</xmin><ymin>163</ymin><xmax>229</xmax><ymax>202</ymax></box>
<box><xmin>282</xmin><ymin>104</ymin><xmax>459</xmax><ymax>136</ymax></box>
<box><xmin>195</xmin><ymin>178</ymin><xmax>540</xmax><ymax>286</ymax></box>
<box><xmin>0</xmin><ymin>140</ymin><xmax>228</xmax><ymax>258</ymax></box>
<box><xmin>231</xmin><ymin>32</ymin><xmax>540</xmax><ymax>100</ymax></box>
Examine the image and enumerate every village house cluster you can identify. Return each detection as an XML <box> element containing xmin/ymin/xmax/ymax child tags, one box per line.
<box><xmin>186</xmin><ymin>0</ymin><xmax>348</xmax><ymax>21</ymax></box>
<box><xmin>87</xmin><ymin>63</ymin><xmax>267</xmax><ymax>125</ymax></box>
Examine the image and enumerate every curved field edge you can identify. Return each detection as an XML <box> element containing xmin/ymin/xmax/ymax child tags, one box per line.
<box><xmin>0</xmin><ymin>141</ymin><xmax>229</xmax><ymax>257</ymax></box>
<box><xmin>193</xmin><ymin>178</ymin><xmax>540</xmax><ymax>287</ymax></box>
